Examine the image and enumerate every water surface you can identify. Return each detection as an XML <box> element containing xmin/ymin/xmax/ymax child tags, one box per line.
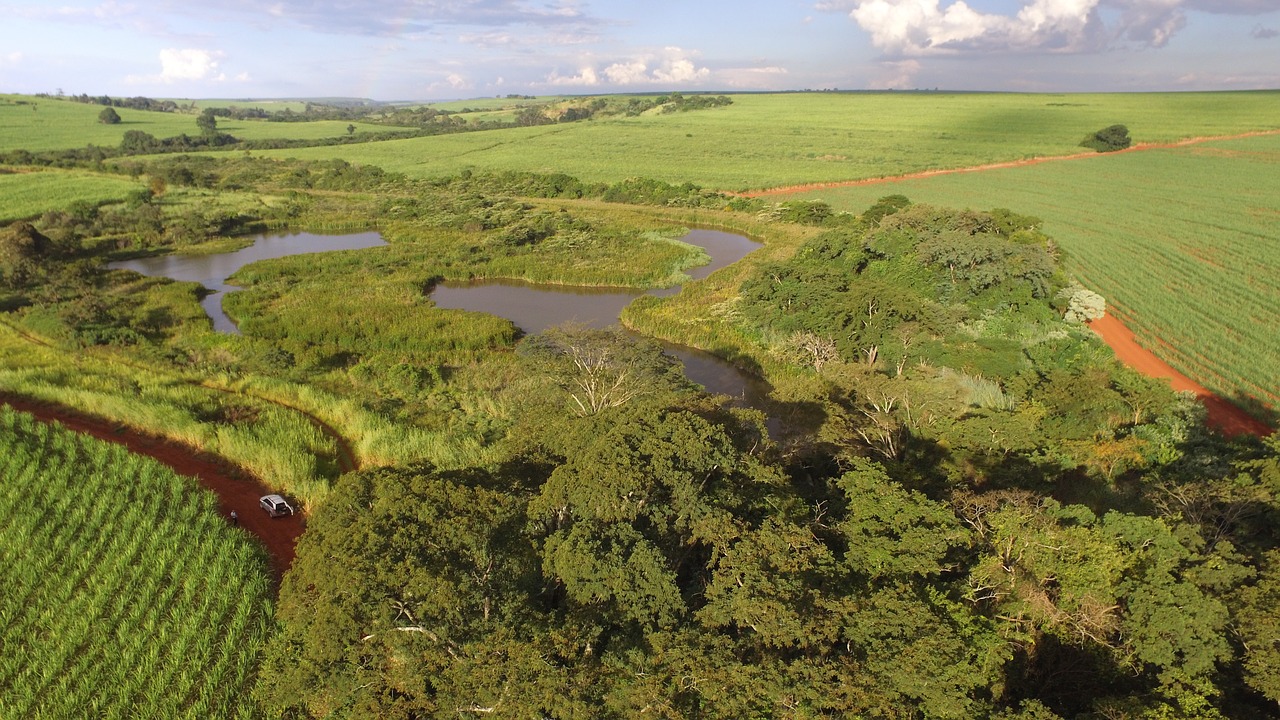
<box><xmin>430</xmin><ymin>229</ymin><xmax>772</xmax><ymax>407</ymax></box>
<box><xmin>108</xmin><ymin>231</ymin><xmax>386</xmax><ymax>333</ymax></box>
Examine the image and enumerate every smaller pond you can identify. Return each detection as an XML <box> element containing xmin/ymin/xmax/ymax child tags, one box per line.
<box><xmin>108</xmin><ymin>231</ymin><xmax>387</xmax><ymax>333</ymax></box>
<box><xmin>431</xmin><ymin>229</ymin><xmax>758</xmax><ymax>332</ymax></box>
<box><xmin>430</xmin><ymin>229</ymin><xmax>774</xmax><ymax>409</ymax></box>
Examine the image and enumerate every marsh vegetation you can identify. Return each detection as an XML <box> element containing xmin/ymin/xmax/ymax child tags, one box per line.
<box><xmin>1</xmin><ymin>90</ymin><xmax>1278</xmax><ymax>719</ymax></box>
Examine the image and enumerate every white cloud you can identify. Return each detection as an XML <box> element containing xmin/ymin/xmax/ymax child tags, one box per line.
<box><xmin>552</xmin><ymin>47</ymin><xmax>710</xmax><ymax>87</ymax></box>
<box><xmin>845</xmin><ymin>0</ymin><xmax>1103</xmax><ymax>55</ymax></box>
<box><xmin>828</xmin><ymin>0</ymin><xmax>1269</xmax><ymax>56</ymax></box>
<box><xmin>158</xmin><ymin>48</ymin><xmax>224</xmax><ymax>82</ymax></box>
<box><xmin>1</xmin><ymin>51</ymin><xmax>22</xmax><ymax>68</ymax></box>
<box><xmin>125</xmin><ymin>48</ymin><xmax>231</xmax><ymax>86</ymax></box>
<box><xmin>547</xmin><ymin>66</ymin><xmax>600</xmax><ymax>85</ymax></box>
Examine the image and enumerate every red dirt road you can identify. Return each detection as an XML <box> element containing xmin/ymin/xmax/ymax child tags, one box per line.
<box><xmin>1</xmin><ymin>394</ymin><xmax>303</xmax><ymax>584</ymax></box>
<box><xmin>1088</xmin><ymin>314</ymin><xmax>1272</xmax><ymax>438</ymax></box>
<box><xmin>743</xmin><ymin>129</ymin><xmax>1280</xmax><ymax>197</ymax></box>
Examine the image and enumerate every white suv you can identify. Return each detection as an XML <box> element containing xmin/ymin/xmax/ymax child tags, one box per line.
<box><xmin>259</xmin><ymin>494</ymin><xmax>295</xmax><ymax>517</ymax></box>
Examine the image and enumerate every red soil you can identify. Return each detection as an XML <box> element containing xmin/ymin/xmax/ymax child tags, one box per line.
<box><xmin>1</xmin><ymin>393</ymin><xmax>303</xmax><ymax>584</ymax></box>
<box><xmin>743</xmin><ymin>129</ymin><xmax>1280</xmax><ymax>198</ymax></box>
<box><xmin>1088</xmin><ymin>314</ymin><xmax>1272</xmax><ymax>438</ymax></box>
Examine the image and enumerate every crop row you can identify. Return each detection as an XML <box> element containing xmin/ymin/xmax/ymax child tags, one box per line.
<box><xmin>782</xmin><ymin>134</ymin><xmax>1280</xmax><ymax>409</ymax></box>
<box><xmin>0</xmin><ymin>405</ymin><xmax>273</xmax><ymax>719</ymax></box>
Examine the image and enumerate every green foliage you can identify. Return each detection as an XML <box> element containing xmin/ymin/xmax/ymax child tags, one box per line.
<box><xmin>96</xmin><ymin>106</ymin><xmax>121</xmax><ymax>124</ymax></box>
<box><xmin>0</xmin><ymin>406</ymin><xmax>273</xmax><ymax>720</ymax></box>
<box><xmin>258</xmin><ymin>464</ymin><xmax>539</xmax><ymax>718</ymax></box>
<box><xmin>1236</xmin><ymin>550</ymin><xmax>1280</xmax><ymax>704</ymax></box>
<box><xmin>1081</xmin><ymin>124</ymin><xmax>1133</xmax><ymax>152</ymax></box>
<box><xmin>789</xmin><ymin>133</ymin><xmax>1280</xmax><ymax>405</ymax></box>
<box><xmin>741</xmin><ymin>201</ymin><xmax>1061</xmax><ymax>370</ymax></box>
<box><xmin>836</xmin><ymin>458</ymin><xmax>970</xmax><ymax>579</ymax></box>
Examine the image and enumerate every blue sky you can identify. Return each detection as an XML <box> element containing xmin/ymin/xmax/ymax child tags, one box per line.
<box><xmin>2</xmin><ymin>0</ymin><xmax>1278</xmax><ymax>100</ymax></box>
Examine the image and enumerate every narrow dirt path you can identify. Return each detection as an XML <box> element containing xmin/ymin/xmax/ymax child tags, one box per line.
<box><xmin>1</xmin><ymin>393</ymin><xmax>303</xmax><ymax>584</ymax></box>
<box><xmin>1089</xmin><ymin>314</ymin><xmax>1272</xmax><ymax>438</ymax></box>
<box><xmin>742</xmin><ymin>129</ymin><xmax>1280</xmax><ymax>197</ymax></box>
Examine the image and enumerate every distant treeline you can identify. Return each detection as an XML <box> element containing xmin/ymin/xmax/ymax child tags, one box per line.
<box><xmin>62</xmin><ymin>93</ymin><xmax>185</xmax><ymax>113</ymax></box>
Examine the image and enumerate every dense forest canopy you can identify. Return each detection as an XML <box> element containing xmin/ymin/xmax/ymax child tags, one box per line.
<box><xmin>0</xmin><ymin>114</ymin><xmax>1277</xmax><ymax>718</ymax></box>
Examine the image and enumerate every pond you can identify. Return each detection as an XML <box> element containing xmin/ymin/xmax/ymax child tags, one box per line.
<box><xmin>108</xmin><ymin>228</ymin><xmax>773</xmax><ymax>416</ymax></box>
<box><xmin>107</xmin><ymin>231</ymin><xmax>387</xmax><ymax>333</ymax></box>
<box><xmin>430</xmin><ymin>229</ymin><xmax>774</xmax><ymax>408</ymax></box>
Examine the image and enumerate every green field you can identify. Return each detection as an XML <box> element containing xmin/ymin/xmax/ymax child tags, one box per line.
<box><xmin>241</xmin><ymin>91</ymin><xmax>1280</xmax><ymax>189</ymax></box>
<box><xmin>422</xmin><ymin>95</ymin><xmax>568</xmax><ymax>112</ymax></box>
<box><xmin>776</xmin><ymin>133</ymin><xmax>1280</xmax><ymax>408</ymax></box>
<box><xmin>0</xmin><ymin>169</ymin><xmax>143</xmax><ymax>222</ymax></box>
<box><xmin>0</xmin><ymin>95</ymin><xmax>407</xmax><ymax>153</ymax></box>
<box><xmin>0</xmin><ymin>405</ymin><xmax>273</xmax><ymax>720</ymax></box>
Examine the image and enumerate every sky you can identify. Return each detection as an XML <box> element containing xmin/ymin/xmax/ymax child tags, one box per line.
<box><xmin>2</xmin><ymin>0</ymin><xmax>1278</xmax><ymax>101</ymax></box>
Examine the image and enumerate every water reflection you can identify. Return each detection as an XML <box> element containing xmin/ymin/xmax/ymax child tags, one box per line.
<box><xmin>430</xmin><ymin>229</ymin><xmax>774</xmax><ymax>412</ymax></box>
<box><xmin>108</xmin><ymin>231</ymin><xmax>386</xmax><ymax>333</ymax></box>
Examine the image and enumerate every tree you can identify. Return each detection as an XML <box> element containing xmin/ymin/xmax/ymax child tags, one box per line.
<box><xmin>0</xmin><ymin>222</ymin><xmax>54</xmax><ymax>288</ymax></box>
<box><xmin>195</xmin><ymin>108</ymin><xmax>218</xmax><ymax>135</ymax></box>
<box><xmin>1059</xmin><ymin>283</ymin><xmax>1105</xmax><ymax>323</ymax></box>
<box><xmin>517</xmin><ymin>325</ymin><xmax>690</xmax><ymax>416</ymax></box>
<box><xmin>1080</xmin><ymin>124</ymin><xmax>1131</xmax><ymax>153</ymax></box>
<box><xmin>346</xmin><ymin>123</ymin><xmax>356</xmax><ymax>135</ymax></box>
<box><xmin>97</xmin><ymin>107</ymin><xmax>121</xmax><ymax>124</ymax></box>
<box><xmin>257</xmin><ymin>465</ymin><xmax>543</xmax><ymax>717</ymax></box>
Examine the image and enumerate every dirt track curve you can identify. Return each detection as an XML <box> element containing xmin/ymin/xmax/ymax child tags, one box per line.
<box><xmin>1088</xmin><ymin>315</ymin><xmax>1272</xmax><ymax>438</ymax></box>
<box><xmin>742</xmin><ymin>129</ymin><xmax>1280</xmax><ymax>198</ymax></box>
<box><xmin>1</xmin><ymin>393</ymin><xmax>304</xmax><ymax>584</ymax></box>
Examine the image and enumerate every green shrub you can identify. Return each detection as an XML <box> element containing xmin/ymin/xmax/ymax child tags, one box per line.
<box><xmin>1080</xmin><ymin>124</ymin><xmax>1132</xmax><ymax>152</ymax></box>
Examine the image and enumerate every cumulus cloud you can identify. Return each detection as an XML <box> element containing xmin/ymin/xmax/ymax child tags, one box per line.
<box><xmin>547</xmin><ymin>47</ymin><xmax>710</xmax><ymax>87</ymax></box>
<box><xmin>1253</xmin><ymin>23</ymin><xmax>1279</xmax><ymax>38</ymax></box>
<box><xmin>547</xmin><ymin>66</ymin><xmax>600</xmax><ymax>86</ymax></box>
<box><xmin>825</xmin><ymin>0</ymin><xmax>1280</xmax><ymax>56</ymax></box>
<box><xmin>125</xmin><ymin>48</ymin><xmax>246</xmax><ymax>85</ymax></box>
<box><xmin>158</xmin><ymin>48</ymin><xmax>224</xmax><ymax>82</ymax></box>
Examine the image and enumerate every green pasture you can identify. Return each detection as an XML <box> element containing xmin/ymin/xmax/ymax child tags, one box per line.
<box><xmin>241</xmin><ymin>91</ymin><xmax>1280</xmax><ymax>189</ymax></box>
<box><xmin>184</xmin><ymin>98</ymin><xmax>313</xmax><ymax>113</ymax></box>
<box><xmin>423</xmin><ymin>95</ymin><xmax>568</xmax><ymax>112</ymax></box>
<box><xmin>0</xmin><ymin>169</ymin><xmax>142</xmax><ymax>222</ymax></box>
<box><xmin>0</xmin><ymin>94</ymin><xmax>406</xmax><ymax>153</ymax></box>
<box><xmin>778</xmin><ymin>133</ymin><xmax>1280</xmax><ymax>408</ymax></box>
<box><xmin>0</xmin><ymin>405</ymin><xmax>273</xmax><ymax>720</ymax></box>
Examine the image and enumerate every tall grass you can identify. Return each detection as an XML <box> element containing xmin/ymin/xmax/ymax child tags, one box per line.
<box><xmin>0</xmin><ymin>169</ymin><xmax>143</xmax><ymax>222</ymax></box>
<box><xmin>0</xmin><ymin>322</ymin><xmax>339</xmax><ymax>506</ymax></box>
<box><xmin>0</xmin><ymin>405</ymin><xmax>273</xmax><ymax>720</ymax></box>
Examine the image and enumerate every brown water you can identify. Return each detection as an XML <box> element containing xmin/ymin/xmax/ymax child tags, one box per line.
<box><xmin>108</xmin><ymin>231</ymin><xmax>386</xmax><ymax>333</ymax></box>
<box><xmin>108</xmin><ymin>228</ymin><xmax>773</xmax><ymax>418</ymax></box>
<box><xmin>430</xmin><ymin>229</ymin><xmax>774</xmax><ymax>408</ymax></box>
